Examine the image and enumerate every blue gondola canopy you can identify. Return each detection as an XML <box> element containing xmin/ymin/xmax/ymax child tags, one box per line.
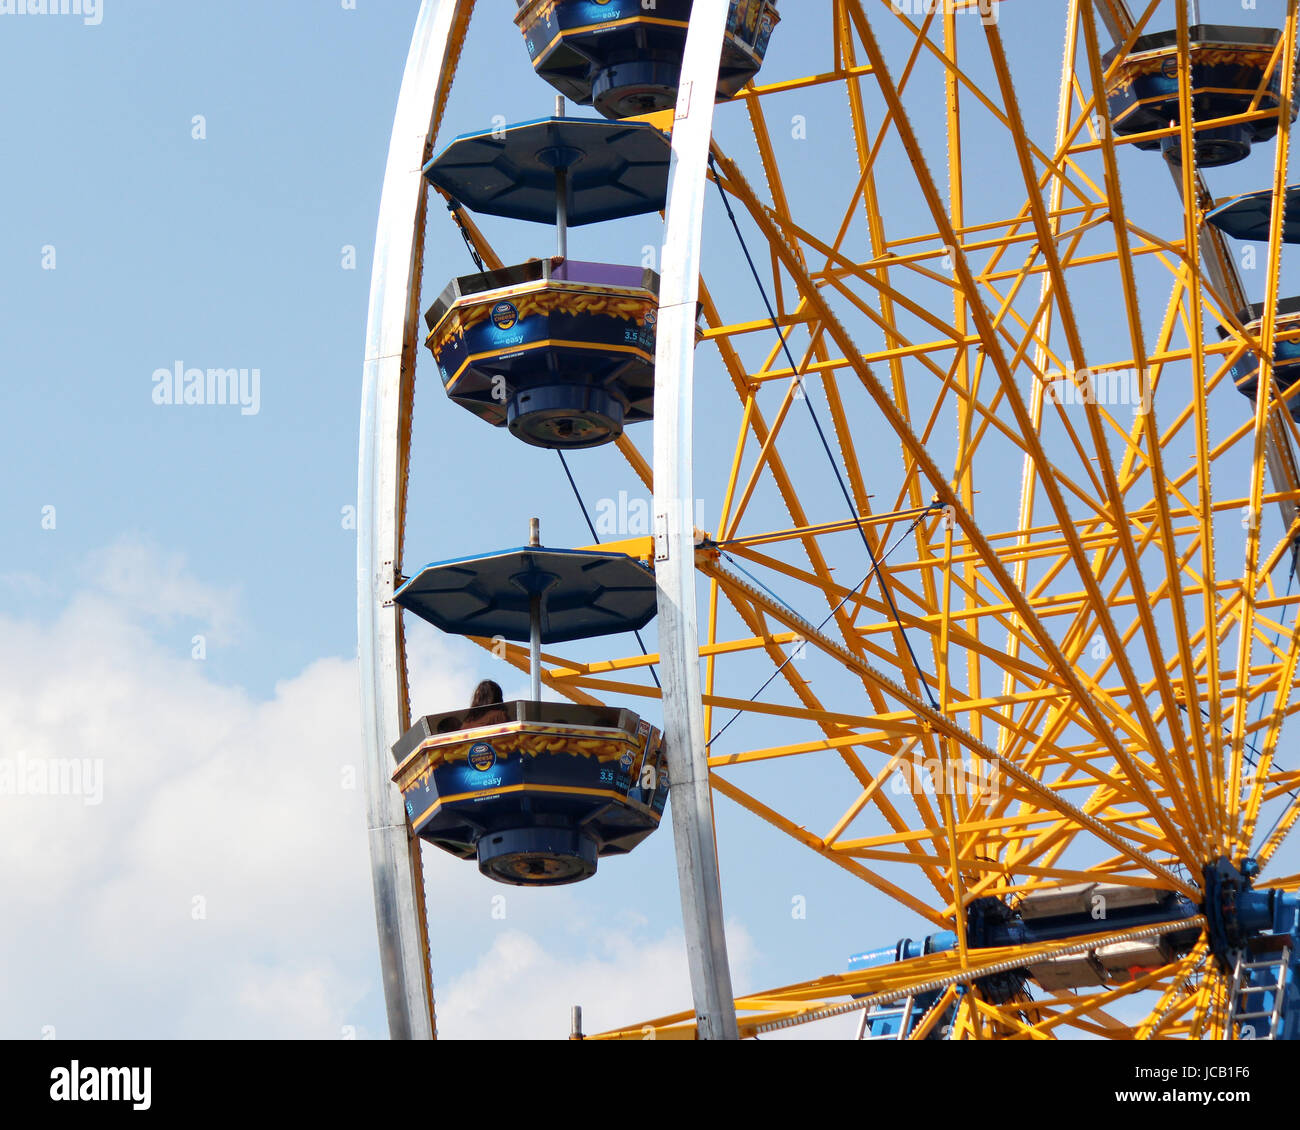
<box><xmin>395</xmin><ymin>547</ymin><xmax>658</xmax><ymax>643</ymax></box>
<box><xmin>423</xmin><ymin>117</ymin><xmax>671</xmax><ymax>226</ymax></box>
<box><xmin>1206</xmin><ymin>186</ymin><xmax>1300</xmax><ymax>244</ymax></box>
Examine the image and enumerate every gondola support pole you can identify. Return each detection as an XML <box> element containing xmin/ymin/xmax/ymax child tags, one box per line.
<box><xmin>555</xmin><ymin>96</ymin><xmax>569</xmax><ymax>260</ymax></box>
<box><xmin>530</xmin><ymin>517</ymin><xmax>543</xmax><ymax>701</ymax></box>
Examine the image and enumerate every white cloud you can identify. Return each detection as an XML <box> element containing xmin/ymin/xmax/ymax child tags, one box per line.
<box><xmin>0</xmin><ymin>571</ymin><xmax>56</xmax><ymax>600</ymax></box>
<box><xmin>86</xmin><ymin>538</ymin><xmax>243</xmax><ymax>644</ymax></box>
<box><xmin>431</xmin><ymin>921</ymin><xmax>867</xmax><ymax>1040</ymax></box>
<box><xmin>0</xmin><ymin>543</ymin><xmax>471</xmax><ymax>1038</ymax></box>
<box><xmin>436</xmin><ymin>920</ymin><xmax>756</xmax><ymax>1040</ymax></box>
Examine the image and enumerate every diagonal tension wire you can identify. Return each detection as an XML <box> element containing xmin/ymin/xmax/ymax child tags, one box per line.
<box><xmin>557</xmin><ymin>451</ymin><xmax>661</xmax><ymax>691</ymax></box>
<box><xmin>719</xmin><ymin>553</ymin><xmax>799</xmax><ymax>615</ymax></box>
<box><xmin>707</xmin><ymin>507</ymin><xmax>934</xmax><ymax>549</ymax></box>
<box><xmin>1176</xmin><ymin>551</ymin><xmax>1295</xmax><ymax>772</ymax></box>
<box><xmin>707</xmin><ymin>509</ymin><xmax>936</xmax><ymax>617</ymax></box>
<box><xmin>1167</xmin><ymin>553</ymin><xmax>1300</xmax><ymax>856</ymax></box>
<box><xmin>707</xmin><ymin>152</ymin><xmax>941</xmax><ymax>711</ymax></box>
<box><xmin>707</xmin><ymin>506</ymin><xmax>939</xmax><ymax>749</ymax></box>
<box><xmin>447</xmin><ymin>198</ymin><xmax>486</xmax><ymax>273</ymax></box>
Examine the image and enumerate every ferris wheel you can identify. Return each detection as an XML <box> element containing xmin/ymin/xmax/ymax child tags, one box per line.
<box><xmin>358</xmin><ymin>0</ymin><xmax>1300</xmax><ymax>1040</ymax></box>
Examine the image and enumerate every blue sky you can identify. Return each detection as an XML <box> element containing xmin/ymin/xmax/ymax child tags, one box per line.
<box><xmin>3</xmin><ymin>1</ymin><xmax>1299</xmax><ymax>1040</ymax></box>
<box><xmin>1</xmin><ymin>1</ymin><xmax>418</xmax><ymax>690</ymax></box>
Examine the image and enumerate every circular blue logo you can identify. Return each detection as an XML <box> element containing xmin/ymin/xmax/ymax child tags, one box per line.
<box><xmin>468</xmin><ymin>742</ymin><xmax>498</xmax><ymax>773</ymax></box>
<box><xmin>491</xmin><ymin>302</ymin><xmax>519</xmax><ymax>330</ymax></box>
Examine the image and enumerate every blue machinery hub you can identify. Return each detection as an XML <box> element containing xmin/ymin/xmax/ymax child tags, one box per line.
<box><xmin>1202</xmin><ymin>859</ymin><xmax>1300</xmax><ymax>1040</ymax></box>
<box><xmin>850</xmin><ymin>870</ymin><xmax>1300</xmax><ymax>1038</ymax></box>
<box><xmin>515</xmin><ymin>0</ymin><xmax>780</xmax><ymax>121</ymax></box>
<box><xmin>1102</xmin><ymin>25</ymin><xmax>1296</xmax><ymax>167</ymax></box>
<box><xmin>1202</xmin><ymin>858</ymin><xmax>1299</xmax><ymax>969</ymax></box>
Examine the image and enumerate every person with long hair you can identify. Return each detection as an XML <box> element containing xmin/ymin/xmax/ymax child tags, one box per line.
<box><xmin>463</xmin><ymin>679</ymin><xmax>508</xmax><ymax>727</ymax></box>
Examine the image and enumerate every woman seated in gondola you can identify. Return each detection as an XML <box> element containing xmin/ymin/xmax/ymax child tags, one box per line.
<box><xmin>462</xmin><ymin>679</ymin><xmax>508</xmax><ymax>728</ymax></box>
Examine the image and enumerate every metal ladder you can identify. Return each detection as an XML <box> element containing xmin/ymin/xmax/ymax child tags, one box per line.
<box><xmin>1226</xmin><ymin>945</ymin><xmax>1291</xmax><ymax>1040</ymax></box>
<box><xmin>856</xmin><ymin>997</ymin><xmax>915</xmax><ymax>1040</ymax></box>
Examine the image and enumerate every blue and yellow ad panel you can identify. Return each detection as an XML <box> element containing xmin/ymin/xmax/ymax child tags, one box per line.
<box><xmin>518</xmin><ymin>0</ymin><xmax>693</xmax><ymax>62</ymax></box>
<box><xmin>517</xmin><ymin>0</ymin><xmax>778</xmax><ymax>73</ymax></box>
<box><xmin>1107</xmin><ymin>39</ymin><xmax>1286</xmax><ymax>133</ymax></box>
<box><xmin>1227</xmin><ymin>312</ymin><xmax>1300</xmax><ymax>422</ymax></box>
<box><xmin>427</xmin><ymin>282</ymin><xmax>657</xmax><ymax>422</ymax></box>
<box><xmin>394</xmin><ymin>719</ymin><xmax>669</xmax><ymax>838</ymax></box>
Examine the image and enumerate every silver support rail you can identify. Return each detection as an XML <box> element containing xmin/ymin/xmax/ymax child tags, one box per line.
<box><xmin>359</xmin><ymin>0</ymin><xmax>470</xmax><ymax>1042</ymax></box>
<box><xmin>653</xmin><ymin>0</ymin><xmax>740</xmax><ymax>1041</ymax></box>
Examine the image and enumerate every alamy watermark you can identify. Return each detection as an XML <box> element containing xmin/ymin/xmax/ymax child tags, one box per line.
<box><xmin>890</xmin><ymin>750</ymin><xmax>1000</xmax><ymax>800</ymax></box>
<box><xmin>1044</xmin><ymin>367</ymin><xmax>1152</xmax><ymax>417</ymax></box>
<box><xmin>50</xmin><ymin>1062</ymin><xmax>150</xmax><ymax>1111</ymax></box>
<box><xmin>889</xmin><ymin>0</ymin><xmax>998</xmax><ymax>25</ymax></box>
<box><xmin>0</xmin><ymin>0</ymin><xmax>103</xmax><ymax>25</ymax></box>
<box><xmin>152</xmin><ymin>362</ymin><xmax>261</xmax><ymax>416</ymax></box>
<box><xmin>595</xmin><ymin>491</ymin><xmax>706</xmax><ymax>539</ymax></box>
<box><xmin>0</xmin><ymin>752</ymin><xmax>103</xmax><ymax>806</ymax></box>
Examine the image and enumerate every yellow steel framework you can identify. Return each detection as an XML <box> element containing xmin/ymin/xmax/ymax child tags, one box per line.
<box><xmin>409</xmin><ymin>0</ymin><xmax>1300</xmax><ymax>1039</ymax></box>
